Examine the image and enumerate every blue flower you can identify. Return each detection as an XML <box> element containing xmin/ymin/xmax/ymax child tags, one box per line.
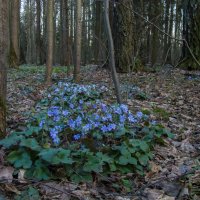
<box><xmin>62</xmin><ymin>110</ymin><xmax>69</xmax><ymax>116</ymax></box>
<box><xmin>54</xmin><ymin>97</ymin><xmax>59</xmax><ymax>101</ymax></box>
<box><xmin>50</xmin><ymin>128</ymin><xmax>59</xmax><ymax>144</ymax></box>
<box><xmin>120</xmin><ymin>115</ymin><xmax>126</xmax><ymax>123</ymax></box>
<box><xmin>93</xmin><ymin>104</ymin><xmax>97</xmax><ymax>109</ymax></box>
<box><xmin>106</xmin><ymin>113</ymin><xmax>112</xmax><ymax>121</ymax></box>
<box><xmin>128</xmin><ymin>114</ymin><xmax>137</xmax><ymax>123</ymax></box>
<box><xmin>120</xmin><ymin>104</ymin><xmax>128</xmax><ymax>113</ymax></box>
<box><xmin>69</xmin><ymin>103</ymin><xmax>74</xmax><ymax>109</ymax></box>
<box><xmin>53</xmin><ymin>116</ymin><xmax>60</xmax><ymax>122</ymax></box>
<box><xmin>107</xmin><ymin>123</ymin><xmax>116</xmax><ymax>131</ymax></box>
<box><xmin>39</xmin><ymin>119</ymin><xmax>45</xmax><ymax>128</ymax></box>
<box><xmin>136</xmin><ymin>111</ymin><xmax>143</xmax><ymax>119</ymax></box>
<box><xmin>73</xmin><ymin>134</ymin><xmax>81</xmax><ymax>140</ymax></box>
<box><xmin>101</xmin><ymin>125</ymin><xmax>108</xmax><ymax>133</ymax></box>
<box><xmin>55</xmin><ymin>88</ymin><xmax>60</xmax><ymax>92</ymax></box>
<box><xmin>82</xmin><ymin>124</ymin><xmax>92</xmax><ymax>132</ymax></box>
<box><xmin>94</xmin><ymin>114</ymin><xmax>100</xmax><ymax>121</ymax></box>
<box><xmin>151</xmin><ymin>120</ymin><xmax>157</xmax><ymax>125</ymax></box>
<box><xmin>79</xmin><ymin>100</ymin><xmax>83</xmax><ymax>104</ymax></box>
<box><xmin>68</xmin><ymin>119</ymin><xmax>76</xmax><ymax>129</ymax></box>
<box><xmin>101</xmin><ymin>103</ymin><xmax>107</xmax><ymax>112</ymax></box>
<box><xmin>75</xmin><ymin>116</ymin><xmax>82</xmax><ymax>126</ymax></box>
<box><xmin>93</xmin><ymin>121</ymin><xmax>100</xmax><ymax>128</ymax></box>
<box><xmin>114</xmin><ymin>107</ymin><xmax>122</xmax><ymax>115</ymax></box>
<box><xmin>48</xmin><ymin>106</ymin><xmax>60</xmax><ymax>117</ymax></box>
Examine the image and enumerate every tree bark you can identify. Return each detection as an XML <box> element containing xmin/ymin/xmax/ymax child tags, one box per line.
<box><xmin>36</xmin><ymin>0</ymin><xmax>42</xmax><ymax>65</ymax></box>
<box><xmin>10</xmin><ymin>0</ymin><xmax>20</xmax><ymax>68</ymax></box>
<box><xmin>74</xmin><ymin>0</ymin><xmax>82</xmax><ymax>83</ymax></box>
<box><xmin>181</xmin><ymin>0</ymin><xmax>200</xmax><ymax>69</ymax></box>
<box><xmin>113</xmin><ymin>0</ymin><xmax>135</xmax><ymax>72</ymax></box>
<box><xmin>45</xmin><ymin>0</ymin><xmax>54</xmax><ymax>84</ymax></box>
<box><xmin>0</xmin><ymin>0</ymin><xmax>9</xmax><ymax>138</ymax></box>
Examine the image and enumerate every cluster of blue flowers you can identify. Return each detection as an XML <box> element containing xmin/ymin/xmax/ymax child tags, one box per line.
<box><xmin>38</xmin><ymin>82</ymin><xmax>147</xmax><ymax>144</ymax></box>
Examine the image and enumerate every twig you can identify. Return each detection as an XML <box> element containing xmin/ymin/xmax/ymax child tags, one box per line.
<box><xmin>0</xmin><ymin>178</ymin><xmax>83</xmax><ymax>200</ymax></box>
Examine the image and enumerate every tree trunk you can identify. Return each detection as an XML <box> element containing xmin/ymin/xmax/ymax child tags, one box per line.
<box><xmin>104</xmin><ymin>0</ymin><xmax>121</xmax><ymax>104</ymax></box>
<box><xmin>162</xmin><ymin>0</ymin><xmax>170</xmax><ymax>60</ymax></box>
<box><xmin>45</xmin><ymin>0</ymin><xmax>54</xmax><ymax>84</ymax></box>
<box><xmin>0</xmin><ymin>0</ymin><xmax>9</xmax><ymax>138</ymax></box>
<box><xmin>10</xmin><ymin>0</ymin><xmax>20</xmax><ymax>68</ymax></box>
<box><xmin>74</xmin><ymin>0</ymin><xmax>82</xmax><ymax>82</ymax></box>
<box><xmin>181</xmin><ymin>0</ymin><xmax>200</xmax><ymax>69</ymax></box>
<box><xmin>94</xmin><ymin>1</ymin><xmax>102</xmax><ymax>64</ymax></box>
<box><xmin>36</xmin><ymin>0</ymin><xmax>42</xmax><ymax>65</ymax></box>
<box><xmin>60</xmin><ymin>0</ymin><xmax>70</xmax><ymax>66</ymax></box>
<box><xmin>113</xmin><ymin>0</ymin><xmax>134</xmax><ymax>72</ymax></box>
<box><xmin>150</xmin><ymin>0</ymin><xmax>160</xmax><ymax>66</ymax></box>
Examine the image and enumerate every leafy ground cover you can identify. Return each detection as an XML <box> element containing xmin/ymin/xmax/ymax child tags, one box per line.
<box><xmin>0</xmin><ymin>65</ymin><xmax>200</xmax><ymax>199</ymax></box>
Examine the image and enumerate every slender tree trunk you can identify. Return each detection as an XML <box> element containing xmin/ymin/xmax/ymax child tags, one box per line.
<box><xmin>0</xmin><ymin>0</ymin><xmax>9</xmax><ymax>138</ymax></box>
<box><xmin>150</xmin><ymin>0</ymin><xmax>160</xmax><ymax>66</ymax></box>
<box><xmin>36</xmin><ymin>0</ymin><xmax>42</xmax><ymax>65</ymax></box>
<box><xmin>45</xmin><ymin>0</ymin><xmax>54</xmax><ymax>84</ymax></box>
<box><xmin>162</xmin><ymin>0</ymin><xmax>170</xmax><ymax>60</ymax></box>
<box><xmin>94</xmin><ymin>1</ymin><xmax>102</xmax><ymax>63</ymax></box>
<box><xmin>74</xmin><ymin>0</ymin><xmax>82</xmax><ymax>82</ymax></box>
<box><xmin>10</xmin><ymin>0</ymin><xmax>20</xmax><ymax>68</ymax></box>
<box><xmin>104</xmin><ymin>0</ymin><xmax>121</xmax><ymax>104</ymax></box>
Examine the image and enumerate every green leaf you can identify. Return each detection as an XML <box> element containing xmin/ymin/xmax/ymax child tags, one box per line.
<box><xmin>7</xmin><ymin>149</ymin><xmax>32</xmax><ymax>169</ymax></box>
<box><xmin>26</xmin><ymin>160</ymin><xmax>51</xmax><ymax>180</ymax></box>
<box><xmin>139</xmin><ymin>141</ymin><xmax>149</xmax><ymax>152</ymax></box>
<box><xmin>83</xmin><ymin>156</ymin><xmax>103</xmax><ymax>173</ymax></box>
<box><xmin>20</xmin><ymin>138</ymin><xmax>41</xmax><ymax>151</ymax></box>
<box><xmin>109</xmin><ymin>163</ymin><xmax>117</xmax><ymax>171</ymax></box>
<box><xmin>138</xmin><ymin>154</ymin><xmax>149</xmax><ymax>166</ymax></box>
<box><xmin>0</xmin><ymin>134</ymin><xmax>24</xmax><ymax>148</ymax></box>
<box><xmin>96</xmin><ymin>152</ymin><xmax>111</xmax><ymax>163</ymax></box>
<box><xmin>39</xmin><ymin>148</ymin><xmax>73</xmax><ymax>165</ymax></box>
<box><xmin>71</xmin><ymin>173</ymin><xmax>93</xmax><ymax>183</ymax></box>
<box><xmin>118</xmin><ymin>156</ymin><xmax>129</xmax><ymax>165</ymax></box>
<box><xmin>129</xmin><ymin>157</ymin><xmax>137</xmax><ymax>165</ymax></box>
<box><xmin>121</xmin><ymin>179</ymin><xmax>132</xmax><ymax>192</ymax></box>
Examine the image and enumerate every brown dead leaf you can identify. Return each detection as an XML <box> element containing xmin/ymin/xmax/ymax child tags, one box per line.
<box><xmin>0</xmin><ymin>166</ymin><xmax>14</xmax><ymax>183</ymax></box>
<box><xmin>5</xmin><ymin>184</ymin><xmax>21</xmax><ymax>195</ymax></box>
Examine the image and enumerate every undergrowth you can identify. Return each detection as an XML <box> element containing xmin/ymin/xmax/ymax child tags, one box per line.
<box><xmin>0</xmin><ymin>82</ymin><xmax>173</xmax><ymax>191</ymax></box>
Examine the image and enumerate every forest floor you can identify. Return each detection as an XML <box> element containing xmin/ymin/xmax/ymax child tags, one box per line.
<box><xmin>1</xmin><ymin>65</ymin><xmax>200</xmax><ymax>200</ymax></box>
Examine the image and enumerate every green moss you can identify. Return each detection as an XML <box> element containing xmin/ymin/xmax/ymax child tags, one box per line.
<box><xmin>9</xmin><ymin>43</ymin><xmax>18</xmax><ymax>69</ymax></box>
<box><xmin>152</xmin><ymin>107</ymin><xmax>170</xmax><ymax>120</ymax></box>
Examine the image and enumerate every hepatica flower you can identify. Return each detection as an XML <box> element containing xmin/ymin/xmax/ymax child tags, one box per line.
<box><xmin>136</xmin><ymin>111</ymin><xmax>143</xmax><ymax>119</ymax></box>
<box><xmin>120</xmin><ymin>104</ymin><xmax>128</xmax><ymax>114</ymax></box>
<box><xmin>120</xmin><ymin>115</ymin><xmax>126</xmax><ymax>123</ymax></box>
<box><xmin>107</xmin><ymin>123</ymin><xmax>116</xmax><ymax>131</ymax></box>
<box><xmin>50</xmin><ymin>128</ymin><xmax>60</xmax><ymax>144</ymax></box>
<box><xmin>68</xmin><ymin>119</ymin><xmax>76</xmax><ymax>129</ymax></box>
<box><xmin>62</xmin><ymin>110</ymin><xmax>69</xmax><ymax>116</ymax></box>
<box><xmin>73</xmin><ymin>133</ymin><xmax>81</xmax><ymax>140</ymax></box>
<box><xmin>82</xmin><ymin>124</ymin><xmax>92</xmax><ymax>132</ymax></box>
<box><xmin>101</xmin><ymin>125</ymin><xmax>108</xmax><ymax>133</ymax></box>
<box><xmin>39</xmin><ymin>119</ymin><xmax>45</xmax><ymax>128</ymax></box>
<box><xmin>128</xmin><ymin>114</ymin><xmax>137</xmax><ymax>123</ymax></box>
